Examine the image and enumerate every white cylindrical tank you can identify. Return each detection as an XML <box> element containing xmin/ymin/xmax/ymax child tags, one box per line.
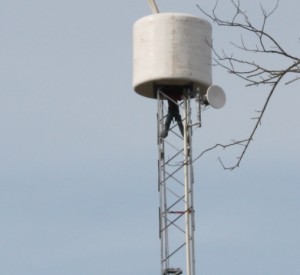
<box><xmin>133</xmin><ymin>13</ymin><xmax>212</xmax><ymax>99</ymax></box>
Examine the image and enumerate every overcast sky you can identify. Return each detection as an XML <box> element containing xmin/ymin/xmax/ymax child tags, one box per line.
<box><xmin>1</xmin><ymin>0</ymin><xmax>300</xmax><ymax>274</ymax></box>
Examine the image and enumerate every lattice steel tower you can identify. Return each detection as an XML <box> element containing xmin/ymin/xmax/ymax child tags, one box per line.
<box><xmin>133</xmin><ymin>9</ymin><xmax>225</xmax><ymax>275</ymax></box>
<box><xmin>157</xmin><ymin>86</ymin><xmax>196</xmax><ymax>275</ymax></box>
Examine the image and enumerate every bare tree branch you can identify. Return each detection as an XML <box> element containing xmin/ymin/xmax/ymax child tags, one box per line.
<box><xmin>195</xmin><ymin>0</ymin><xmax>300</xmax><ymax>169</ymax></box>
<box><xmin>192</xmin><ymin>139</ymin><xmax>248</xmax><ymax>164</ymax></box>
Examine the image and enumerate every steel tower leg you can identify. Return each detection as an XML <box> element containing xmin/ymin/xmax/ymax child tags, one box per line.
<box><xmin>157</xmin><ymin>87</ymin><xmax>195</xmax><ymax>275</ymax></box>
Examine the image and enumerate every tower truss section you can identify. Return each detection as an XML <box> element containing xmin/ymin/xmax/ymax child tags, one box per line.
<box><xmin>157</xmin><ymin>87</ymin><xmax>196</xmax><ymax>275</ymax></box>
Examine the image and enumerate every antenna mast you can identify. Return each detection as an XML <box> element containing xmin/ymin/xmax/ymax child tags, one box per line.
<box><xmin>133</xmin><ymin>5</ymin><xmax>225</xmax><ymax>274</ymax></box>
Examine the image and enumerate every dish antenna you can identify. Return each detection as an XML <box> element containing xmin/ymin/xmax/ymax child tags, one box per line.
<box><xmin>204</xmin><ymin>85</ymin><xmax>226</xmax><ymax>109</ymax></box>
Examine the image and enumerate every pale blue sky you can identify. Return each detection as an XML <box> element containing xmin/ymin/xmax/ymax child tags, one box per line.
<box><xmin>0</xmin><ymin>0</ymin><xmax>300</xmax><ymax>274</ymax></box>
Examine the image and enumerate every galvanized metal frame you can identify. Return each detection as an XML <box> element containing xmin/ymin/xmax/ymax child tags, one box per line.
<box><xmin>157</xmin><ymin>87</ymin><xmax>196</xmax><ymax>275</ymax></box>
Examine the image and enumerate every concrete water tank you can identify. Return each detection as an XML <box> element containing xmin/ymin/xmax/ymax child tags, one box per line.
<box><xmin>133</xmin><ymin>13</ymin><xmax>212</xmax><ymax>99</ymax></box>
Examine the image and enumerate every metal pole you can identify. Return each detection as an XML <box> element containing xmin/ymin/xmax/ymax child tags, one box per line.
<box><xmin>157</xmin><ymin>88</ymin><xmax>170</xmax><ymax>275</ymax></box>
<box><xmin>183</xmin><ymin>92</ymin><xmax>192</xmax><ymax>275</ymax></box>
<box><xmin>147</xmin><ymin>0</ymin><xmax>159</xmax><ymax>13</ymax></box>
